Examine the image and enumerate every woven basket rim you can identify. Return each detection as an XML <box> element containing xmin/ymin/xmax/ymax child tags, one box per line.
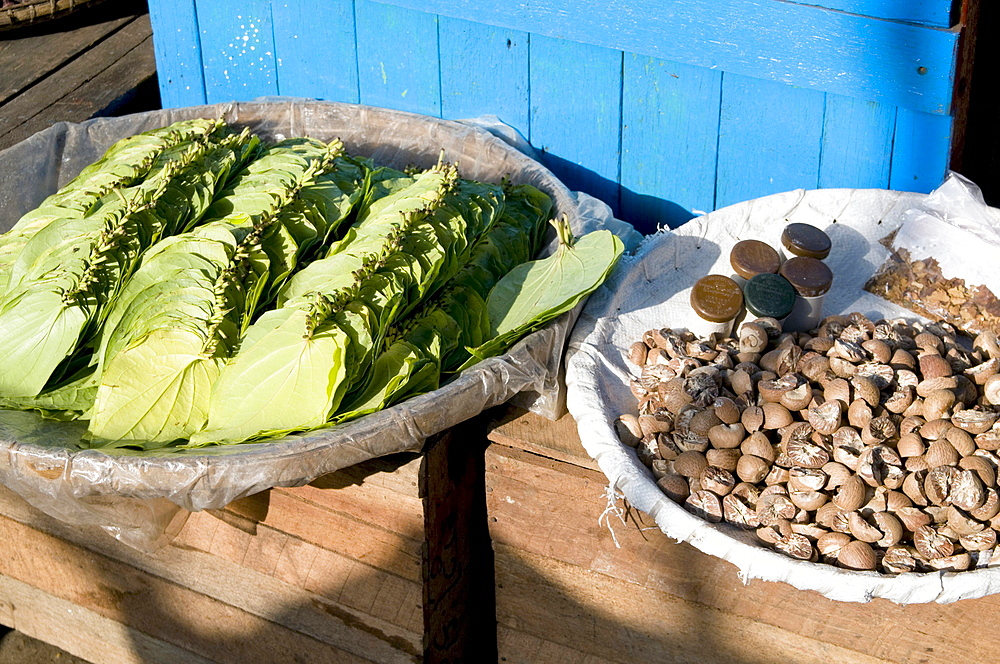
<box><xmin>1</xmin><ymin>0</ymin><xmax>108</xmax><ymax>31</ymax></box>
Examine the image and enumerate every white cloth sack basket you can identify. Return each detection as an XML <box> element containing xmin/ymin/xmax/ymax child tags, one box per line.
<box><xmin>566</xmin><ymin>187</ymin><xmax>1000</xmax><ymax>604</ymax></box>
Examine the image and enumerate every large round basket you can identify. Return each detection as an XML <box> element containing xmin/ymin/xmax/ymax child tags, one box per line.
<box><xmin>0</xmin><ymin>99</ymin><xmax>596</xmax><ymax>545</ymax></box>
<box><xmin>566</xmin><ymin>187</ymin><xmax>1000</xmax><ymax>605</ymax></box>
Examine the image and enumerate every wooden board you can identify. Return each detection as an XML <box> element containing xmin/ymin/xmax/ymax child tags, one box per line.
<box><xmin>375</xmin><ymin>0</ymin><xmax>958</xmax><ymax>115</ymax></box>
<box><xmin>0</xmin><ymin>11</ymin><xmax>130</xmax><ymax>106</ymax></box>
<box><xmin>354</xmin><ymin>0</ymin><xmax>441</xmax><ymax>118</ymax></box>
<box><xmin>0</xmin><ymin>419</ymin><xmax>497</xmax><ymax>663</ymax></box>
<box><xmin>487</xmin><ymin>406</ymin><xmax>598</xmax><ymax>471</ymax></box>
<box><xmin>619</xmin><ymin>55</ymin><xmax>720</xmax><ymax>230</ymax></box>
<box><xmin>147</xmin><ymin>0</ymin><xmax>205</xmax><ymax>109</ymax></box>
<box><xmin>0</xmin><ymin>11</ymin><xmax>156</xmax><ymax>151</ymax></box>
<box><xmin>0</xmin><ymin>464</ymin><xmax>423</xmax><ymax>663</ymax></box>
<box><xmin>194</xmin><ymin>0</ymin><xmax>278</xmax><ymax>103</ymax></box>
<box><xmin>271</xmin><ymin>0</ymin><xmax>360</xmax><ymax>103</ymax></box>
<box><xmin>484</xmin><ymin>421</ymin><xmax>1000</xmax><ymax>664</ymax></box>
<box><xmin>149</xmin><ymin>0</ymin><xmax>975</xmax><ymax>233</ymax></box>
<box><xmin>781</xmin><ymin>0</ymin><xmax>955</xmax><ymax>26</ymax></box>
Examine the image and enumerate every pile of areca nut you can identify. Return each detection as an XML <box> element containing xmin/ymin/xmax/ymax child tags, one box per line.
<box><xmin>618</xmin><ymin>221</ymin><xmax>1000</xmax><ymax>575</ymax></box>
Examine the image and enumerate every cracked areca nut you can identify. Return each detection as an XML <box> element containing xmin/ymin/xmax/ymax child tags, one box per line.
<box><xmin>775</xmin><ymin>533</ymin><xmax>816</xmax><ymax>561</ymax></box>
<box><xmin>706</xmin><ymin>448</ymin><xmax>741</xmax><ymax>472</ymax></box>
<box><xmin>913</xmin><ymin>524</ymin><xmax>955</xmax><ymax>560</ymax></box>
<box><xmin>741</xmin><ymin>431</ymin><xmax>776</xmax><ymax>462</ymax></box>
<box><xmin>700</xmin><ymin>466</ymin><xmax>737</xmax><ymax>496</ymax></box>
<box><xmin>658</xmin><ymin>473</ymin><xmax>691</xmax><ymax>502</ymax></box>
<box><xmin>708</xmin><ymin>422</ymin><xmax>746</xmax><ymax>449</ymax></box>
<box><xmin>684</xmin><ymin>490</ymin><xmax>723</xmax><ymax>522</ymax></box>
<box><xmin>762</xmin><ymin>402</ymin><xmax>794</xmax><ymax>430</ymax></box>
<box><xmin>674</xmin><ymin>450</ymin><xmax>709</xmax><ymax>478</ymax></box>
<box><xmin>882</xmin><ymin>545</ymin><xmax>920</xmax><ymax>573</ymax></box>
<box><xmin>833</xmin><ymin>475</ymin><xmax>868</xmax><ymax>511</ymax></box>
<box><xmin>808</xmin><ymin>399</ymin><xmax>843</xmax><ymax>435</ymax></box>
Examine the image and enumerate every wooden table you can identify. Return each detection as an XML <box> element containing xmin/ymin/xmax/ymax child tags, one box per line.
<box><xmin>0</xmin><ymin>420</ymin><xmax>495</xmax><ymax>664</ymax></box>
<box><xmin>485</xmin><ymin>406</ymin><xmax>1000</xmax><ymax>664</ymax></box>
<box><xmin>2</xmin><ymin>402</ymin><xmax>999</xmax><ymax>663</ymax></box>
<box><xmin>0</xmin><ymin>0</ymin><xmax>157</xmax><ymax>152</ymax></box>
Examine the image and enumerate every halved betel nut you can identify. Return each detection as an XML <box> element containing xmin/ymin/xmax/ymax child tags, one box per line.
<box><xmin>685</xmin><ymin>490</ymin><xmax>723</xmax><ymax>522</ymax></box>
<box><xmin>808</xmin><ymin>399</ymin><xmax>843</xmax><ymax>435</ymax></box>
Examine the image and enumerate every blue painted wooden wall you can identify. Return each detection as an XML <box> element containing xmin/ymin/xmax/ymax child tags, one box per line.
<box><xmin>148</xmin><ymin>0</ymin><xmax>965</xmax><ymax>232</ymax></box>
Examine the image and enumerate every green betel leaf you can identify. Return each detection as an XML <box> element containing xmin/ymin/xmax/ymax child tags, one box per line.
<box><xmin>0</xmin><ymin>118</ymin><xmax>225</xmax><ymax>293</ymax></box>
<box><xmin>0</xmin><ymin>124</ymin><xmax>256</xmax><ymax>399</ymax></box>
<box><xmin>332</xmin><ymin>184</ymin><xmax>552</xmax><ymax>418</ymax></box>
<box><xmin>187</xmin><ymin>309</ymin><xmax>351</xmax><ymax>445</ymax></box>
<box><xmin>486</xmin><ymin>220</ymin><xmax>623</xmax><ymax>337</ymax></box>
<box><xmin>0</xmin><ymin>368</ymin><xmax>98</xmax><ymax>420</ymax></box>
<box><xmin>195</xmin><ymin>162</ymin><xmax>472</xmax><ymax>444</ymax></box>
<box><xmin>87</xmin><ymin>327</ymin><xmax>224</xmax><ymax>446</ymax></box>
<box><xmin>85</xmin><ymin>139</ymin><xmax>365</xmax><ymax>446</ymax></box>
<box><xmin>0</xmin><ymin>289</ymin><xmax>89</xmax><ymax>396</ymax></box>
<box><xmin>460</xmin><ymin>217</ymin><xmax>624</xmax><ymax>369</ymax></box>
<box><xmin>333</xmin><ymin>341</ymin><xmax>439</xmax><ymax>423</ymax></box>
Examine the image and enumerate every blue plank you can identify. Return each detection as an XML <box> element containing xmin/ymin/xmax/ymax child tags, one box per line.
<box><xmin>620</xmin><ymin>55</ymin><xmax>721</xmax><ymax>231</ymax></box>
<box><xmin>354</xmin><ymin>0</ymin><xmax>441</xmax><ymax>117</ymax></box>
<box><xmin>529</xmin><ymin>35</ymin><xmax>622</xmax><ymax>214</ymax></box>
<box><xmin>148</xmin><ymin>0</ymin><xmax>207</xmax><ymax>107</ymax></box>
<box><xmin>715</xmin><ymin>74</ymin><xmax>825</xmax><ymax>209</ymax></box>
<box><xmin>271</xmin><ymin>0</ymin><xmax>360</xmax><ymax>103</ymax></box>
<box><xmin>782</xmin><ymin>0</ymin><xmax>953</xmax><ymax>27</ymax></box>
<box><xmin>438</xmin><ymin>16</ymin><xmax>529</xmax><ymax>132</ymax></box>
<box><xmin>194</xmin><ymin>0</ymin><xmax>279</xmax><ymax>103</ymax></box>
<box><xmin>819</xmin><ymin>94</ymin><xmax>896</xmax><ymax>189</ymax></box>
<box><xmin>889</xmin><ymin>109</ymin><xmax>953</xmax><ymax>193</ymax></box>
<box><xmin>373</xmin><ymin>0</ymin><xmax>958</xmax><ymax>115</ymax></box>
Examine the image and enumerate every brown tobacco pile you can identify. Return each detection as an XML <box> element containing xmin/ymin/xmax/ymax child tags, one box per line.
<box><xmin>864</xmin><ymin>246</ymin><xmax>1000</xmax><ymax>337</ymax></box>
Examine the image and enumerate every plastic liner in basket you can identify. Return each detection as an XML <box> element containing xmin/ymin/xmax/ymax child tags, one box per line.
<box><xmin>0</xmin><ymin>100</ymin><xmax>634</xmax><ymax>549</ymax></box>
<box><xmin>565</xmin><ymin>187</ymin><xmax>1000</xmax><ymax>604</ymax></box>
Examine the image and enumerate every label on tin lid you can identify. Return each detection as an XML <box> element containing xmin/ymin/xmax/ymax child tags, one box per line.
<box><xmin>690</xmin><ymin>275</ymin><xmax>743</xmax><ymax>323</ymax></box>
<box><xmin>780</xmin><ymin>256</ymin><xmax>834</xmax><ymax>297</ymax></box>
<box><xmin>781</xmin><ymin>222</ymin><xmax>832</xmax><ymax>260</ymax></box>
<box><xmin>730</xmin><ymin>239</ymin><xmax>781</xmax><ymax>280</ymax></box>
<box><xmin>743</xmin><ymin>273</ymin><xmax>796</xmax><ymax>319</ymax></box>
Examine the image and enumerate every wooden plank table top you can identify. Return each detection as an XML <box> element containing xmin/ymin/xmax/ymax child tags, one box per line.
<box><xmin>485</xmin><ymin>404</ymin><xmax>1000</xmax><ymax>664</ymax></box>
<box><xmin>0</xmin><ymin>1</ymin><xmax>156</xmax><ymax>151</ymax></box>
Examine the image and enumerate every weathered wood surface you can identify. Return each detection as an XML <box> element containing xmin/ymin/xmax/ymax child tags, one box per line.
<box><xmin>485</xmin><ymin>408</ymin><xmax>1000</xmax><ymax>664</ymax></box>
<box><xmin>0</xmin><ymin>4</ymin><xmax>156</xmax><ymax>151</ymax></box>
<box><xmin>0</xmin><ymin>0</ymin><xmax>110</xmax><ymax>31</ymax></box>
<box><xmin>0</xmin><ymin>424</ymin><xmax>500</xmax><ymax>664</ymax></box>
<box><xmin>150</xmin><ymin>0</ymin><xmax>974</xmax><ymax>232</ymax></box>
<box><xmin>0</xmin><ymin>453</ymin><xmax>428</xmax><ymax>664</ymax></box>
<box><xmin>420</xmin><ymin>416</ymin><xmax>497</xmax><ymax>661</ymax></box>
<box><xmin>487</xmin><ymin>406</ymin><xmax>598</xmax><ymax>471</ymax></box>
<box><xmin>375</xmin><ymin>0</ymin><xmax>958</xmax><ymax>116</ymax></box>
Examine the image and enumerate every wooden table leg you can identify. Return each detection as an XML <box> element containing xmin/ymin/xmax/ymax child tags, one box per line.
<box><xmin>421</xmin><ymin>413</ymin><xmax>497</xmax><ymax>662</ymax></box>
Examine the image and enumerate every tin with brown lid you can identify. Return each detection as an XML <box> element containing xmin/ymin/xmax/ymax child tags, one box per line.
<box><xmin>689</xmin><ymin>275</ymin><xmax>744</xmax><ymax>338</ymax></box>
<box><xmin>780</xmin><ymin>256</ymin><xmax>834</xmax><ymax>331</ymax></box>
<box><xmin>780</xmin><ymin>222</ymin><xmax>832</xmax><ymax>261</ymax></box>
<box><xmin>730</xmin><ymin>239</ymin><xmax>781</xmax><ymax>287</ymax></box>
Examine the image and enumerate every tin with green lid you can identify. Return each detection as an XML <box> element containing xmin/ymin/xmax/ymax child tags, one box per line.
<box><xmin>743</xmin><ymin>273</ymin><xmax>796</xmax><ymax>320</ymax></box>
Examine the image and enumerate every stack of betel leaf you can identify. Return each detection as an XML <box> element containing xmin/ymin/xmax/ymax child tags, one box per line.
<box><xmin>0</xmin><ymin>118</ymin><xmax>624</xmax><ymax>450</ymax></box>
